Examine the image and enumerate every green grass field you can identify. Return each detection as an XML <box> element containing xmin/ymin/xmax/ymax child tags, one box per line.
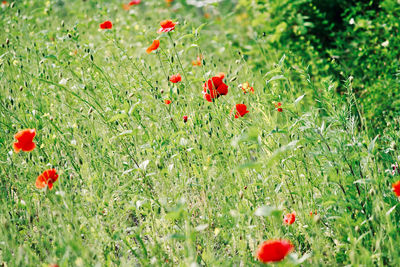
<box><xmin>1</xmin><ymin>0</ymin><xmax>400</xmax><ymax>266</ymax></box>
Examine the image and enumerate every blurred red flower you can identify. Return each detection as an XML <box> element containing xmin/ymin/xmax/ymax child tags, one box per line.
<box><xmin>284</xmin><ymin>212</ymin><xmax>296</xmax><ymax>225</ymax></box>
<box><xmin>310</xmin><ymin>210</ymin><xmax>318</xmax><ymax>216</ymax></box>
<box><xmin>202</xmin><ymin>74</ymin><xmax>228</xmax><ymax>102</ymax></box>
<box><xmin>183</xmin><ymin>115</ymin><xmax>188</xmax><ymax>123</ymax></box>
<box><xmin>158</xmin><ymin>20</ymin><xmax>177</xmax><ymax>33</ymax></box>
<box><xmin>170</xmin><ymin>74</ymin><xmax>182</xmax><ymax>83</ymax></box>
<box><xmin>192</xmin><ymin>55</ymin><xmax>202</xmax><ymax>66</ymax></box>
<box><xmin>100</xmin><ymin>21</ymin><xmax>112</xmax><ymax>29</ymax></box>
<box><xmin>146</xmin><ymin>40</ymin><xmax>160</xmax><ymax>54</ymax></box>
<box><xmin>393</xmin><ymin>180</ymin><xmax>400</xmax><ymax>197</ymax></box>
<box><xmin>36</xmin><ymin>169</ymin><xmax>59</xmax><ymax>190</ymax></box>
<box><xmin>275</xmin><ymin>102</ymin><xmax>283</xmax><ymax>112</ymax></box>
<box><xmin>13</xmin><ymin>129</ymin><xmax>36</xmax><ymax>153</ymax></box>
<box><xmin>257</xmin><ymin>240</ymin><xmax>294</xmax><ymax>263</ymax></box>
<box><xmin>129</xmin><ymin>0</ymin><xmax>140</xmax><ymax>5</ymax></box>
<box><xmin>164</xmin><ymin>100</ymin><xmax>172</xmax><ymax>105</ymax></box>
<box><xmin>232</xmin><ymin>104</ymin><xmax>249</xmax><ymax>118</ymax></box>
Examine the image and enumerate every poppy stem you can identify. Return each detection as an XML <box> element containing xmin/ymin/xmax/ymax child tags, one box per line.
<box><xmin>168</xmin><ymin>32</ymin><xmax>191</xmax><ymax>89</ymax></box>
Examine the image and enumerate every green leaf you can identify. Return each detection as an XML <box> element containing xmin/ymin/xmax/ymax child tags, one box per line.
<box><xmin>255</xmin><ymin>205</ymin><xmax>282</xmax><ymax>219</ymax></box>
<box><xmin>108</xmin><ymin>113</ymin><xmax>128</xmax><ymax>123</ymax></box>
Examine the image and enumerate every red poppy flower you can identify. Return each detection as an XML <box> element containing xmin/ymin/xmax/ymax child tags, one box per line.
<box><xmin>192</xmin><ymin>55</ymin><xmax>202</xmax><ymax>66</ymax></box>
<box><xmin>122</xmin><ymin>4</ymin><xmax>130</xmax><ymax>10</ymax></box>
<box><xmin>202</xmin><ymin>74</ymin><xmax>228</xmax><ymax>102</ymax></box>
<box><xmin>232</xmin><ymin>104</ymin><xmax>249</xmax><ymax>118</ymax></box>
<box><xmin>100</xmin><ymin>21</ymin><xmax>113</xmax><ymax>30</ymax></box>
<box><xmin>241</xmin><ymin>82</ymin><xmax>254</xmax><ymax>94</ymax></box>
<box><xmin>146</xmin><ymin>39</ymin><xmax>160</xmax><ymax>54</ymax></box>
<box><xmin>275</xmin><ymin>102</ymin><xmax>283</xmax><ymax>112</ymax></box>
<box><xmin>170</xmin><ymin>74</ymin><xmax>182</xmax><ymax>83</ymax></box>
<box><xmin>13</xmin><ymin>129</ymin><xmax>36</xmax><ymax>153</ymax></box>
<box><xmin>36</xmin><ymin>169</ymin><xmax>59</xmax><ymax>190</ymax></box>
<box><xmin>183</xmin><ymin>115</ymin><xmax>188</xmax><ymax>123</ymax></box>
<box><xmin>157</xmin><ymin>20</ymin><xmax>177</xmax><ymax>34</ymax></box>
<box><xmin>129</xmin><ymin>0</ymin><xmax>140</xmax><ymax>5</ymax></box>
<box><xmin>164</xmin><ymin>99</ymin><xmax>171</xmax><ymax>105</ymax></box>
<box><xmin>283</xmin><ymin>212</ymin><xmax>296</xmax><ymax>225</ymax></box>
<box><xmin>393</xmin><ymin>180</ymin><xmax>400</xmax><ymax>197</ymax></box>
<box><xmin>2</xmin><ymin>1</ymin><xmax>8</xmax><ymax>5</ymax></box>
<box><xmin>257</xmin><ymin>240</ymin><xmax>294</xmax><ymax>263</ymax></box>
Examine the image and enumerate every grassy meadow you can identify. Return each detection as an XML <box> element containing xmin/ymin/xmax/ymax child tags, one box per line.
<box><xmin>1</xmin><ymin>0</ymin><xmax>400</xmax><ymax>266</ymax></box>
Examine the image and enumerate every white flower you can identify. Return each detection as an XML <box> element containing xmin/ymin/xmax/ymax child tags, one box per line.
<box><xmin>381</xmin><ymin>40</ymin><xmax>389</xmax><ymax>47</ymax></box>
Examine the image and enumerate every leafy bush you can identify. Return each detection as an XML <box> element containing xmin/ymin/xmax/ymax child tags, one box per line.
<box><xmin>236</xmin><ymin>0</ymin><xmax>400</xmax><ymax>132</ymax></box>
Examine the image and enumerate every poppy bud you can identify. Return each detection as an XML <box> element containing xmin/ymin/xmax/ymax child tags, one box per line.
<box><xmin>6</xmin><ymin>39</ymin><xmax>9</xmax><ymax>45</ymax></box>
<box><xmin>183</xmin><ymin>115</ymin><xmax>188</xmax><ymax>123</ymax></box>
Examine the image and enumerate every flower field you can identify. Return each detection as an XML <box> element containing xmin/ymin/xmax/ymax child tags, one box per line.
<box><xmin>1</xmin><ymin>0</ymin><xmax>400</xmax><ymax>266</ymax></box>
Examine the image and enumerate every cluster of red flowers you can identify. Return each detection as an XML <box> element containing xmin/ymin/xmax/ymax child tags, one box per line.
<box><xmin>13</xmin><ymin>129</ymin><xmax>59</xmax><ymax>190</ymax></box>
<box><xmin>202</xmin><ymin>73</ymin><xmax>228</xmax><ymax>102</ymax></box>
<box><xmin>275</xmin><ymin>102</ymin><xmax>283</xmax><ymax>112</ymax></box>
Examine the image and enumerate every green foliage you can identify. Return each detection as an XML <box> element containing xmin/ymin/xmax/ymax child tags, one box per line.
<box><xmin>236</xmin><ymin>0</ymin><xmax>400</xmax><ymax>132</ymax></box>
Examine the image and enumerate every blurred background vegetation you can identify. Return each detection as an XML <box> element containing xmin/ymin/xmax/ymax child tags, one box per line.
<box><xmin>217</xmin><ymin>0</ymin><xmax>399</xmax><ymax>133</ymax></box>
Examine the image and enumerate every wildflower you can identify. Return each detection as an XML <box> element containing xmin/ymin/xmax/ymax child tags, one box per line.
<box><xmin>392</xmin><ymin>180</ymin><xmax>400</xmax><ymax>197</ymax></box>
<box><xmin>257</xmin><ymin>240</ymin><xmax>294</xmax><ymax>263</ymax></box>
<box><xmin>241</xmin><ymin>82</ymin><xmax>254</xmax><ymax>94</ymax></box>
<box><xmin>275</xmin><ymin>102</ymin><xmax>283</xmax><ymax>112</ymax></box>
<box><xmin>192</xmin><ymin>55</ymin><xmax>202</xmax><ymax>66</ymax></box>
<box><xmin>122</xmin><ymin>4</ymin><xmax>130</xmax><ymax>10</ymax></box>
<box><xmin>232</xmin><ymin>104</ymin><xmax>249</xmax><ymax>119</ymax></box>
<box><xmin>183</xmin><ymin>115</ymin><xmax>188</xmax><ymax>123</ymax></box>
<box><xmin>283</xmin><ymin>212</ymin><xmax>296</xmax><ymax>225</ymax></box>
<box><xmin>146</xmin><ymin>39</ymin><xmax>160</xmax><ymax>54</ymax></box>
<box><xmin>165</xmin><ymin>0</ymin><xmax>174</xmax><ymax>4</ymax></box>
<box><xmin>36</xmin><ymin>169</ymin><xmax>59</xmax><ymax>190</ymax></box>
<box><xmin>158</xmin><ymin>20</ymin><xmax>177</xmax><ymax>34</ymax></box>
<box><xmin>203</xmin><ymin>74</ymin><xmax>228</xmax><ymax>102</ymax></box>
<box><xmin>1</xmin><ymin>1</ymin><xmax>8</xmax><ymax>5</ymax></box>
<box><xmin>164</xmin><ymin>100</ymin><xmax>172</xmax><ymax>105</ymax></box>
<box><xmin>13</xmin><ymin>129</ymin><xmax>36</xmax><ymax>153</ymax></box>
<box><xmin>100</xmin><ymin>21</ymin><xmax>113</xmax><ymax>30</ymax></box>
<box><xmin>129</xmin><ymin>0</ymin><xmax>140</xmax><ymax>5</ymax></box>
<box><xmin>170</xmin><ymin>74</ymin><xmax>182</xmax><ymax>83</ymax></box>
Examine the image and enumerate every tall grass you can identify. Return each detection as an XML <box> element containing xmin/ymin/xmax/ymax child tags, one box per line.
<box><xmin>0</xmin><ymin>0</ymin><xmax>399</xmax><ymax>266</ymax></box>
